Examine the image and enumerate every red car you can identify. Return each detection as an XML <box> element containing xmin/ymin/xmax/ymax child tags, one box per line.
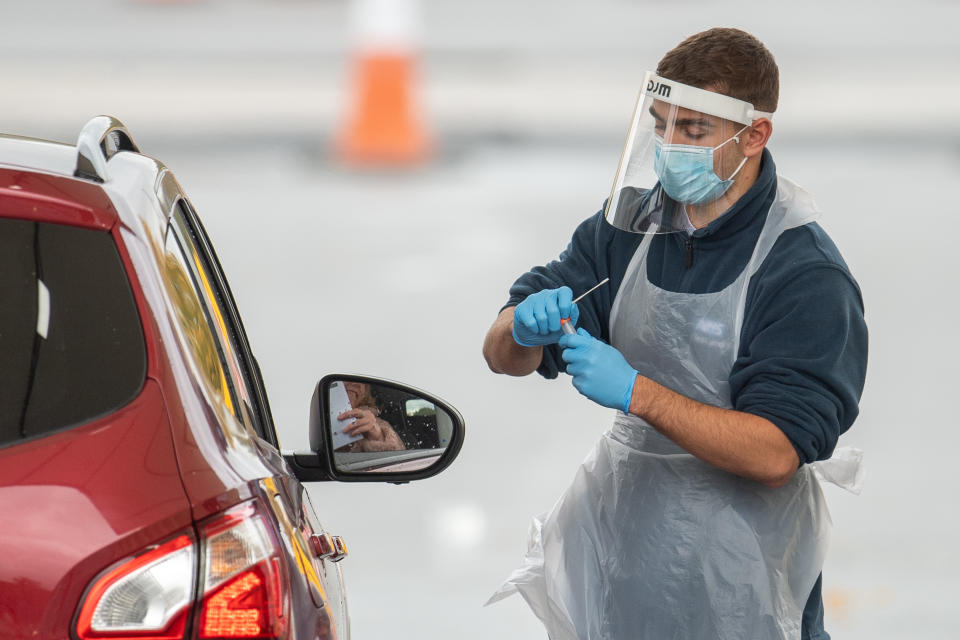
<box><xmin>0</xmin><ymin>116</ymin><xmax>465</xmax><ymax>640</ymax></box>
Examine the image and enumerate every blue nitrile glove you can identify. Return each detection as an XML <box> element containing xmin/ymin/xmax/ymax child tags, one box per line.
<box><xmin>512</xmin><ymin>287</ymin><xmax>580</xmax><ymax>347</ymax></box>
<box><xmin>559</xmin><ymin>328</ymin><xmax>638</xmax><ymax>413</ymax></box>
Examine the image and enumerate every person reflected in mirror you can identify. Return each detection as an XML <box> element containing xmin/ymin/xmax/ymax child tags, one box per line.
<box><xmin>337</xmin><ymin>381</ymin><xmax>405</xmax><ymax>452</ymax></box>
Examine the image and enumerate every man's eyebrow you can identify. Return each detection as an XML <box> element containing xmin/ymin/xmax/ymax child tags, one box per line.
<box><xmin>647</xmin><ymin>105</ymin><xmax>714</xmax><ymax>129</ymax></box>
<box><xmin>675</xmin><ymin>117</ymin><xmax>714</xmax><ymax>128</ymax></box>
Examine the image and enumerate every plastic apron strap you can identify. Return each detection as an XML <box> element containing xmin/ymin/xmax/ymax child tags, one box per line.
<box><xmin>608</xmin><ymin>230</ymin><xmax>656</xmax><ymax>328</ymax></box>
<box><xmin>732</xmin><ymin>176</ymin><xmax>822</xmax><ymax>347</ymax></box>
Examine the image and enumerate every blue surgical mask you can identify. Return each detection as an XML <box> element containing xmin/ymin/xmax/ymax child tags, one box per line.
<box><xmin>653</xmin><ymin>126</ymin><xmax>749</xmax><ymax>205</ymax></box>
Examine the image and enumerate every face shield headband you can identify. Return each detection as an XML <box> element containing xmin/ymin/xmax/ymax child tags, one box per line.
<box><xmin>603</xmin><ymin>71</ymin><xmax>775</xmax><ymax>234</ymax></box>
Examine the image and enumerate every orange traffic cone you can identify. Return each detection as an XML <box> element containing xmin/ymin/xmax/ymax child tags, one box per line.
<box><xmin>337</xmin><ymin>53</ymin><xmax>431</xmax><ymax>166</ymax></box>
<box><xmin>336</xmin><ymin>0</ymin><xmax>431</xmax><ymax>166</ymax></box>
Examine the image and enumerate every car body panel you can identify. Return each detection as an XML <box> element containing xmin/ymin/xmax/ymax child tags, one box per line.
<box><xmin>0</xmin><ymin>380</ymin><xmax>192</xmax><ymax>640</ymax></box>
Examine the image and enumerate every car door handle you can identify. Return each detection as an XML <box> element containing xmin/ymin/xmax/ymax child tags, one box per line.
<box><xmin>309</xmin><ymin>533</ymin><xmax>348</xmax><ymax>562</ymax></box>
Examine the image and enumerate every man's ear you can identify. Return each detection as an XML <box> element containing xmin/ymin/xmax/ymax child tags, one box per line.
<box><xmin>744</xmin><ymin>118</ymin><xmax>772</xmax><ymax>157</ymax></box>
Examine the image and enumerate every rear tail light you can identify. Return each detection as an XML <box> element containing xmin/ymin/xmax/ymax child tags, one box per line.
<box><xmin>197</xmin><ymin>502</ymin><xmax>288</xmax><ymax>639</ymax></box>
<box><xmin>75</xmin><ymin>501</ymin><xmax>289</xmax><ymax>640</ymax></box>
<box><xmin>75</xmin><ymin>534</ymin><xmax>196</xmax><ymax>640</ymax></box>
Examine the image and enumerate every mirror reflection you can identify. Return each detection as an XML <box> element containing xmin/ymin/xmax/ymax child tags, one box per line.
<box><xmin>328</xmin><ymin>380</ymin><xmax>453</xmax><ymax>474</ymax></box>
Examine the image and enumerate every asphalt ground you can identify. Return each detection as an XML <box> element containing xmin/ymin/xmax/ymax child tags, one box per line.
<box><xmin>4</xmin><ymin>1</ymin><xmax>960</xmax><ymax>638</ymax></box>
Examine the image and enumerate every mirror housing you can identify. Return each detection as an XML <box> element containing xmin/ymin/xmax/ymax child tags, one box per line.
<box><xmin>284</xmin><ymin>374</ymin><xmax>465</xmax><ymax>484</ymax></box>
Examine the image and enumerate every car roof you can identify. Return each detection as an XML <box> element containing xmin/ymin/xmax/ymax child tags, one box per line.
<box><xmin>0</xmin><ymin>122</ymin><xmax>168</xmax><ymax>233</ymax></box>
<box><xmin>0</xmin><ymin>134</ymin><xmax>79</xmax><ymax>176</ymax></box>
<box><xmin>0</xmin><ymin>134</ymin><xmax>121</xmax><ymax>230</ymax></box>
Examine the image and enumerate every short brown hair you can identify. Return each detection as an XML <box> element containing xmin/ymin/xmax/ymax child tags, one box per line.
<box><xmin>657</xmin><ymin>28</ymin><xmax>779</xmax><ymax>113</ymax></box>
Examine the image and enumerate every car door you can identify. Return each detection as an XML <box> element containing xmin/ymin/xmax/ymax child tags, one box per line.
<box><xmin>165</xmin><ymin>195</ymin><xmax>349</xmax><ymax>635</ymax></box>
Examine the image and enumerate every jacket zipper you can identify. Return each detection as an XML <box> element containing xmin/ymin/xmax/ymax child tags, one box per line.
<box><xmin>685</xmin><ymin>237</ymin><xmax>694</xmax><ymax>268</ymax></box>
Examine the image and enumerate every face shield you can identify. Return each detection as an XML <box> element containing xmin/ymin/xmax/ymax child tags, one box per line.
<box><xmin>604</xmin><ymin>71</ymin><xmax>774</xmax><ymax>233</ymax></box>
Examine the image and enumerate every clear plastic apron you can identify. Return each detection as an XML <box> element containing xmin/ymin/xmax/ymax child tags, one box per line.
<box><xmin>488</xmin><ymin>177</ymin><xmax>863</xmax><ymax>640</ymax></box>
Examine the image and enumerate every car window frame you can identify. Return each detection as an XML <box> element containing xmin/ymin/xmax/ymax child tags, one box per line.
<box><xmin>162</xmin><ymin>223</ymin><xmax>244</xmax><ymax>432</ymax></box>
<box><xmin>166</xmin><ymin>198</ymin><xmax>280</xmax><ymax>450</ymax></box>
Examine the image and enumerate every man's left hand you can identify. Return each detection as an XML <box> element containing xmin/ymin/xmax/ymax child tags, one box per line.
<box><xmin>559</xmin><ymin>328</ymin><xmax>638</xmax><ymax>413</ymax></box>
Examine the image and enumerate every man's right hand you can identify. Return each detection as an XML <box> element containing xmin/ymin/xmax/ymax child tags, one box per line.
<box><xmin>512</xmin><ymin>287</ymin><xmax>579</xmax><ymax>347</ymax></box>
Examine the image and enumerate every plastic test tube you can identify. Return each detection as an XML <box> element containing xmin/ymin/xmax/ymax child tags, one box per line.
<box><xmin>560</xmin><ymin>278</ymin><xmax>610</xmax><ymax>334</ymax></box>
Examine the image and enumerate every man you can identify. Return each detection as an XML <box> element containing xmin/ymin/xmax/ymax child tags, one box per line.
<box><xmin>482</xmin><ymin>28</ymin><xmax>867</xmax><ymax>640</ymax></box>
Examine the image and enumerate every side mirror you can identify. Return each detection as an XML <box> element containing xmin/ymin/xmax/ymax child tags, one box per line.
<box><xmin>285</xmin><ymin>374</ymin><xmax>465</xmax><ymax>483</ymax></box>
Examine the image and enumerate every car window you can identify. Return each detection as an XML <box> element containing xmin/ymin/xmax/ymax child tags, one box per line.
<box><xmin>0</xmin><ymin>218</ymin><xmax>146</xmax><ymax>447</ymax></box>
<box><xmin>162</xmin><ymin>224</ymin><xmax>242</xmax><ymax>431</ymax></box>
<box><xmin>167</xmin><ymin>202</ymin><xmax>275</xmax><ymax>446</ymax></box>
